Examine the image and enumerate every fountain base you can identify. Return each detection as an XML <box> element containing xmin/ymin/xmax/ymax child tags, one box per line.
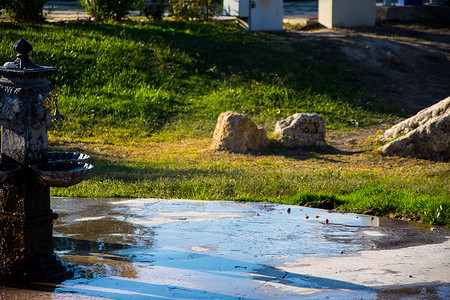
<box><xmin>2</xmin><ymin>253</ymin><xmax>74</xmax><ymax>283</ymax></box>
<box><xmin>0</xmin><ymin>180</ymin><xmax>72</xmax><ymax>283</ymax></box>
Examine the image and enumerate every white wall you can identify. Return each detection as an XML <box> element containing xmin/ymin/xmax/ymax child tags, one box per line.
<box><xmin>319</xmin><ymin>0</ymin><xmax>376</xmax><ymax>28</ymax></box>
<box><xmin>249</xmin><ymin>0</ymin><xmax>283</xmax><ymax>31</ymax></box>
<box><xmin>223</xmin><ymin>0</ymin><xmax>249</xmax><ymax>18</ymax></box>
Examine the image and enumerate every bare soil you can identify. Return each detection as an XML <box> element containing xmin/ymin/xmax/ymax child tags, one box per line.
<box><xmin>288</xmin><ymin>22</ymin><xmax>450</xmax><ymax>150</ymax></box>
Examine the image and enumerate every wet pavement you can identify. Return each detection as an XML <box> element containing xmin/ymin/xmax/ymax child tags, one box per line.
<box><xmin>1</xmin><ymin>197</ymin><xmax>449</xmax><ymax>299</ymax></box>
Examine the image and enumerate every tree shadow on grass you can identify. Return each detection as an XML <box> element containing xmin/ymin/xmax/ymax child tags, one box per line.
<box><xmin>247</xmin><ymin>144</ymin><xmax>366</xmax><ymax>163</ymax></box>
<box><xmin>48</xmin><ymin>144</ymin><xmax>230</xmax><ymax>183</ymax></box>
<box><xmin>88</xmin><ymin>157</ymin><xmax>230</xmax><ymax>183</ymax></box>
<box><xmin>0</xmin><ymin>21</ymin><xmax>406</xmax><ymax>122</ymax></box>
<box><xmin>49</xmin><ymin>139</ymin><xmax>366</xmax><ymax>189</ymax></box>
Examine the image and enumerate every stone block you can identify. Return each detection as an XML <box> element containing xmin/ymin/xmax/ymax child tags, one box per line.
<box><xmin>379</xmin><ymin>96</ymin><xmax>450</xmax><ymax>161</ymax></box>
<box><xmin>319</xmin><ymin>0</ymin><xmax>376</xmax><ymax>28</ymax></box>
<box><xmin>274</xmin><ymin>113</ymin><xmax>326</xmax><ymax>148</ymax></box>
<box><xmin>211</xmin><ymin>111</ymin><xmax>269</xmax><ymax>153</ymax></box>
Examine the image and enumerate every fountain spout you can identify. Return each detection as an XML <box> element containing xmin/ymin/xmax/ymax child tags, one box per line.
<box><xmin>50</xmin><ymin>90</ymin><xmax>66</xmax><ymax>122</ymax></box>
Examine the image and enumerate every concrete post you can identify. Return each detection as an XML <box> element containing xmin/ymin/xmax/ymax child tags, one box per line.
<box><xmin>319</xmin><ymin>0</ymin><xmax>376</xmax><ymax>28</ymax></box>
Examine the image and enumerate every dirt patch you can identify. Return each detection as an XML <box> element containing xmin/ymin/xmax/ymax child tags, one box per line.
<box><xmin>292</xmin><ymin>23</ymin><xmax>450</xmax><ymax>113</ymax></box>
<box><xmin>287</xmin><ymin>22</ymin><xmax>450</xmax><ymax>151</ymax></box>
<box><xmin>326</xmin><ymin>128</ymin><xmax>380</xmax><ymax>152</ymax></box>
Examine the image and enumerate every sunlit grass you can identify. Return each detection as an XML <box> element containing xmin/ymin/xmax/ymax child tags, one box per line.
<box><xmin>50</xmin><ymin>135</ymin><xmax>450</xmax><ymax>226</ymax></box>
<box><xmin>1</xmin><ymin>21</ymin><xmax>447</xmax><ymax>226</ymax></box>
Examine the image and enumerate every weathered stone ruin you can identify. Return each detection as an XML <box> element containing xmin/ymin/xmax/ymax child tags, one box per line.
<box><xmin>274</xmin><ymin>113</ymin><xmax>326</xmax><ymax>149</ymax></box>
<box><xmin>211</xmin><ymin>111</ymin><xmax>269</xmax><ymax>153</ymax></box>
<box><xmin>379</xmin><ymin>96</ymin><xmax>450</xmax><ymax>161</ymax></box>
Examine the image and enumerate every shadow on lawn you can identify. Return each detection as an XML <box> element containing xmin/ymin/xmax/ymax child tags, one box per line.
<box><xmin>50</xmin><ymin>140</ymin><xmax>366</xmax><ymax>186</ymax></box>
<box><xmin>0</xmin><ymin>21</ymin><xmax>405</xmax><ymax>121</ymax></box>
<box><xmin>249</xmin><ymin>144</ymin><xmax>365</xmax><ymax>162</ymax></box>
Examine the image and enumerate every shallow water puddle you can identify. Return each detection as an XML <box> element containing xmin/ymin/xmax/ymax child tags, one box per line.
<box><xmin>1</xmin><ymin>197</ymin><xmax>448</xmax><ymax>299</ymax></box>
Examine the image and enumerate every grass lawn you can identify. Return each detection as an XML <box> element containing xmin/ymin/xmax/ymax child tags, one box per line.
<box><xmin>0</xmin><ymin>21</ymin><xmax>448</xmax><ymax>226</ymax></box>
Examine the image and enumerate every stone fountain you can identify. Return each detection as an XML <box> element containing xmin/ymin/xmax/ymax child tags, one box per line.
<box><xmin>0</xmin><ymin>39</ymin><xmax>93</xmax><ymax>282</ymax></box>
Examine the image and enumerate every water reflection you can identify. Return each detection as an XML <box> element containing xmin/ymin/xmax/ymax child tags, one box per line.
<box><xmin>54</xmin><ymin>237</ymin><xmax>132</xmax><ymax>256</ymax></box>
<box><xmin>54</xmin><ymin>199</ymin><xmax>155</xmax><ymax>248</ymax></box>
<box><xmin>52</xmin><ymin>198</ymin><xmax>447</xmax><ymax>260</ymax></box>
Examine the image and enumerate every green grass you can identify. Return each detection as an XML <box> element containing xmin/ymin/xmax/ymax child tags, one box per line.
<box><xmin>0</xmin><ymin>22</ymin><xmax>400</xmax><ymax>138</ymax></box>
<box><xmin>1</xmin><ymin>21</ymin><xmax>448</xmax><ymax>226</ymax></box>
<box><xmin>48</xmin><ymin>136</ymin><xmax>450</xmax><ymax>226</ymax></box>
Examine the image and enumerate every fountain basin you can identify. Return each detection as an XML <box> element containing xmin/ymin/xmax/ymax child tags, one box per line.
<box><xmin>31</xmin><ymin>162</ymin><xmax>93</xmax><ymax>187</ymax></box>
<box><xmin>48</xmin><ymin>152</ymin><xmax>90</xmax><ymax>162</ymax></box>
<box><xmin>0</xmin><ymin>162</ymin><xmax>20</xmax><ymax>184</ymax></box>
